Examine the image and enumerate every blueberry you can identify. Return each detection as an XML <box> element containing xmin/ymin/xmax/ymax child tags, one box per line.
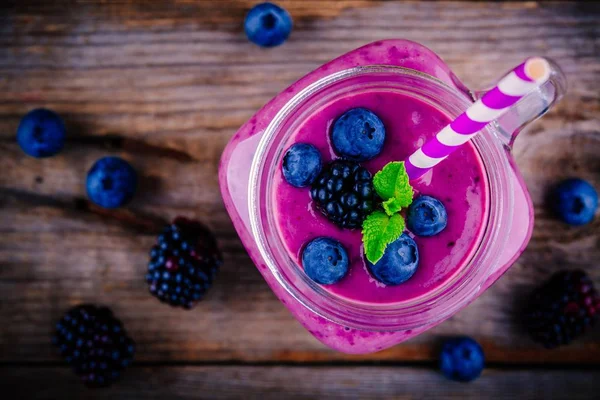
<box><xmin>331</xmin><ymin>108</ymin><xmax>385</xmax><ymax>161</ymax></box>
<box><xmin>282</xmin><ymin>143</ymin><xmax>322</xmax><ymax>187</ymax></box>
<box><xmin>302</xmin><ymin>237</ymin><xmax>349</xmax><ymax>285</ymax></box>
<box><xmin>439</xmin><ymin>337</ymin><xmax>485</xmax><ymax>382</ymax></box>
<box><xmin>16</xmin><ymin>108</ymin><xmax>66</xmax><ymax>158</ymax></box>
<box><xmin>367</xmin><ymin>233</ymin><xmax>419</xmax><ymax>285</ymax></box>
<box><xmin>551</xmin><ymin>178</ymin><xmax>598</xmax><ymax>226</ymax></box>
<box><xmin>244</xmin><ymin>2</ymin><xmax>292</xmax><ymax>48</ymax></box>
<box><xmin>86</xmin><ymin>157</ymin><xmax>137</xmax><ymax>209</ymax></box>
<box><xmin>407</xmin><ymin>195</ymin><xmax>448</xmax><ymax>237</ymax></box>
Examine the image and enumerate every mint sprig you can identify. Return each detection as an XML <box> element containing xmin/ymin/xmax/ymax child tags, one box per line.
<box><xmin>382</xmin><ymin>197</ymin><xmax>403</xmax><ymax>216</ymax></box>
<box><xmin>363</xmin><ymin>212</ymin><xmax>405</xmax><ymax>265</ymax></box>
<box><xmin>373</xmin><ymin>161</ymin><xmax>414</xmax><ymax>212</ymax></box>
<box><xmin>362</xmin><ymin>161</ymin><xmax>414</xmax><ymax>264</ymax></box>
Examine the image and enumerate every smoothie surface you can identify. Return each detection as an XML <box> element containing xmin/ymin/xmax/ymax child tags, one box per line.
<box><xmin>273</xmin><ymin>89</ymin><xmax>489</xmax><ymax>304</ymax></box>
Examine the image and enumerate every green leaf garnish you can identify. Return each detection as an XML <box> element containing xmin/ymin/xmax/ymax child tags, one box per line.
<box><xmin>382</xmin><ymin>197</ymin><xmax>403</xmax><ymax>216</ymax></box>
<box><xmin>362</xmin><ymin>211</ymin><xmax>405</xmax><ymax>264</ymax></box>
<box><xmin>362</xmin><ymin>161</ymin><xmax>415</xmax><ymax>263</ymax></box>
<box><xmin>373</xmin><ymin>161</ymin><xmax>414</xmax><ymax>208</ymax></box>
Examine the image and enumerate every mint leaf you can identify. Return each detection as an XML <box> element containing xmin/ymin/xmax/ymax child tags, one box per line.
<box><xmin>373</xmin><ymin>161</ymin><xmax>414</xmax><ymax>208</ymax></box>
<box><xmin>363</xmin><ymin>161</ymin><xmax>413</xmax><ymax>262</ymax></box>
<box><xmin>382</xmin><ymin>198</ymin><xmax>403</xmax><ymax>216</ymax></box>
<box><xmin>362</xmin><ymin>211</ymin><xmax>405</xmax><ymax>265</ymax></box>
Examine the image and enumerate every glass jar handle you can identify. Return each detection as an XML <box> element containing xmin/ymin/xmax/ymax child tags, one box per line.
<box><xmin>473</xmin><ymin>58</ymin><xmax>567</xmax><ymax>148</ymax></box>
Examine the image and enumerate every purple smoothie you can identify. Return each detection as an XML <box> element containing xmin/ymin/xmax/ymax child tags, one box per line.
<box><xmin>273</xmin><ymin>90</ymin><xmax>489</xmax><ymax>304</ymax></box>
<box><xmin>221</xmin><ymin>40</ymin><xmax>538</xmax><ymax>353</ymax></box>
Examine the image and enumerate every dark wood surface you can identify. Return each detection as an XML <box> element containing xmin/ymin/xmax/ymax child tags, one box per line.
<box><xmin>3</xmin><ymin>366</ymin><xmax>600</xmax><ymax>400</ymax></box>
<box><xmin>1</xmin><ymin>0</ymin><xmax>599</xmax><ymax>398</ymax></box>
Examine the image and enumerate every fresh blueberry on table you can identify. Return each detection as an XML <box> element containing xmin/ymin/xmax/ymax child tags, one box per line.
<box><xmin>439</xmin><ymin>337</ymin><xmax>485</xmax><ymax>382</ymax></box>
<box><xmin>282</xmin><ymin>143</ymin><xmax>322</xmax><ymax>187</ymax></box>
<box><xmin>53</xmin><ymin>304</ymin><xmax>135</xmax><ymax>388</ymax></box>
<box><xmin>146</xmin><ymin>217</ymin><xmax>223</xmax><ymax>309</ymax></box>
<box><xmin>367</xmin><ymin>233</ymin><xmax>419</xmax><ymax>285</ymax></box>
<box><xmin>86</xmin><ymin>156</ymin><xmax>137</xmax><ymax>209</ymax></box>
<box><xmin>302</xmin><ymin>237</ymin><xmax>349</xmax><ymax>285</ymax></box>
<box><xmin>407</xmin><ymin>195</ymin><xmax>448</xmax><ymax>237</ymax></box>
<box><xmin>16</xmin><ymin>108</ymin><xmax>66</xmax><ymax>158</ymax></box>
<box><xmin>331</xmin><ymin>108</ymin><xmax>386</xmax><ymax>161</ymax></box>
<box><xmin>244</xmin><ymin>2</ymin><xmax>292</xmax><ymax>48</ymax></box>
<box><xmin>551</xmin><ymin>178</ymin><xmax>598</xmax><ymax>226</ymax></box>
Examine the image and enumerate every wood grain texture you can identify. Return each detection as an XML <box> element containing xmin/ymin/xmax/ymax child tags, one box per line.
<box><xmin>0</xmin><ymin>0</ymin><xmax>599</xmax><ymax>374</ymax></box>
<box><xmin>2</xmin><ymin>365</ymin><xmax>600</xmax><ymax>400</ymax></box>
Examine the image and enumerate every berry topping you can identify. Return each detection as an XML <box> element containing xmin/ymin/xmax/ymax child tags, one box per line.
<box><xmin>551</xmin><ymin>178</ymin><xmax>598</xmax><ymax>226</ymax></box>
<box><xmin>17</xmin><ymin>108</ymin><xmax>66</xmax><ymax>158</ymax></box>
<box><xmin>439</xmin><ymin>337</ymin><xmax>485</xmax><ymax>382</ymax></box>
<box><xmin>301</xmin><ymin>237</ymin><xmax>349</xmax><ymax>285</ymax></box>
<box><xmin>310</xmin><ymin>159</ymin><xmax>374</xmax><ymax>229</ymax></box>
<box><xmin>146</xmin><ymin>217</ymin><xmax>222</xmax><ymax>309</ymax></box>
<box><xmin>282</xmin><ymin>143</ymin><xmax>322</xmax><ymax>187</ymax></box>
<box><xmin>331</xmin><ymin>108</ymin><xmax>385</xmax><ymax>161</ymax></box>
<box><xmin>367</xmin><ymin>233</ymin><xmax>419</xmax><ymax>285</ymax></box>
<box><xmin>406</xmin><ymin>195</ymin><xmax>448</xmax><ymax>237</ymax></box>
<box><xmin>53</xmin><ymin>304</ymin><xmax>135</xmax><ymax>388</ymax></box>
<box><xmin>86</xmin><ymin>157</ymin><xmax>137</xmax><ymax>209</ymax></box>
<box><xmin>244</xmin><ymin>2</ymin><xmax>292</xmax><ymax>48</ymax></box>
<box><xmin>524</xmin><ymin>270</ymin><xmax>600</xmax><ymax>348</ymax></box>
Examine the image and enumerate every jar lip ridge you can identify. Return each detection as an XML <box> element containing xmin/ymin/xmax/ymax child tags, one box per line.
<box><xmin>248</xmin><ymin>65</ymin><xmax>514</xmax><ymax>331</ymax></box>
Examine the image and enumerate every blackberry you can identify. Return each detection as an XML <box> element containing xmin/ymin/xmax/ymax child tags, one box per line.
<box><xmin>524</xmin><ymin>270</ymin><xmax>600</xmax><ymax>348</ymax></box>
<box><xmin>146</xmin><ymin>217</ymin><xmax>222</xmax><ymax>309</ymax></box>
<box><xmin>53</xmin><ymin>304</ymin><xmax>135</xmax><ymax>388</ymax></box>
<box><xmin>310</xmin><ymin>160</ymin><xmax>374</xmax><ymax>229</ymax></box>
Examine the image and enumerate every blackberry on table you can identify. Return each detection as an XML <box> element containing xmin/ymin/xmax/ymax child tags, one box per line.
<box><xmin>146</xmin><ymin>217</ymin><xmax>222</xmax><ymax>309</ymax></box>
<box><xmin>53</xmin><ymin>304</ymin><xmax>135</xmax><ymax>388</ymax></box>
<box><xmin>310</xmin><ymin>159</ymin><xmax>374</xmax><ymax>229</ymax></box>
<box><xmin>524</xmin><ymin>270</ymin><xmax>600</xmax><ymax>349</ymax></box>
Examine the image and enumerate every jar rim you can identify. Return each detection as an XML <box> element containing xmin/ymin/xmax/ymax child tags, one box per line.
<box><xmin>249</xmin><ymin>65</ymin><xmax>513</xmax><ymax>331</ymax></box>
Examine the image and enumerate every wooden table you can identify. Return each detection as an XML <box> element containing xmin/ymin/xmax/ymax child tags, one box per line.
<box><xmin>1</xmin><ymin>1</ymin><xmax>599</xmax><ymax>398</ymax></box>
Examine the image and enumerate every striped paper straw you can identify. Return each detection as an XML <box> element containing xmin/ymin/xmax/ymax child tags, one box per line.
<box><xmin>405</xmin><ymin>57</ymin><xmax>551</xmax><ymax>180</ymax></box>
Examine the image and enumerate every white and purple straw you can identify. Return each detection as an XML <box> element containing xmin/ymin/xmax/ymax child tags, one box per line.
<box><xmin>405</xmin><ymin>57</ymin><xmax>552</xmax><ymax>181</ymax></box>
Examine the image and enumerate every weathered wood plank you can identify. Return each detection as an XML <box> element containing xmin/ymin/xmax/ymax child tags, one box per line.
<box><xmin>2</xmin><ymin>365</ymin><xmax>600</xmax><ymax>400</ymax></box>
<box><xmin>1</xmin><ymin>222</ymin><xmax>599</xmax><ymax>364</ymax></box>
<box><xmin>0</xmin><ymin>0</ymin><xmax>599</xmax><ymax>366</ymax></box>
<box><xmin>0</xmin><ymin>2</ymin><xmax>598</xmax><ymax>140</ymax></box>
